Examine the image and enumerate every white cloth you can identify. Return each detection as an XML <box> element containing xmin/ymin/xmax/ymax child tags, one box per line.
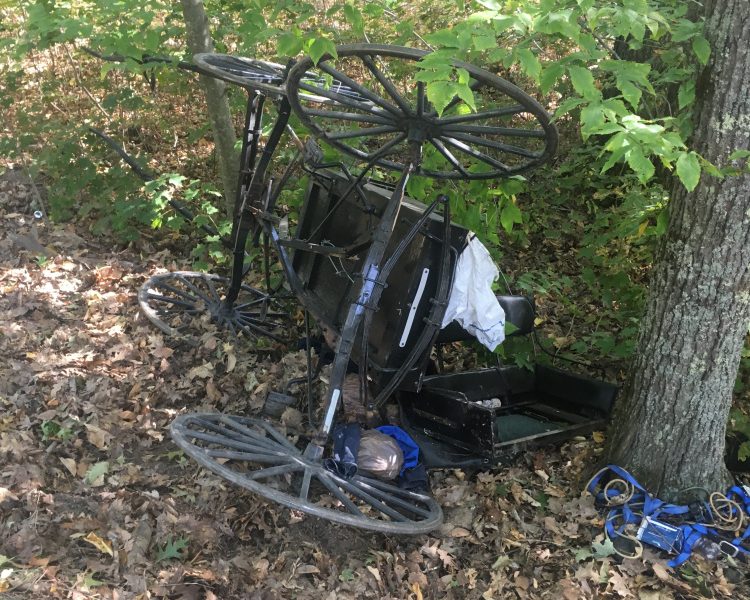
<box><xmin>441</xmin><ymin>235</ymin><xmax>506</xmax><ymax>351</ymax></box>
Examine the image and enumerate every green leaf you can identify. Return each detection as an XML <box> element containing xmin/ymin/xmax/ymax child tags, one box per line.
<box><xmin>500</xmin><ymin>201</ymin><xmax>522</xmax><ymax>233</ymax></box>
<box><xmin>455</xmin><ymin>83</ymin><xmax>477</xmax><ymax>112</ymax></box>
<box><xmin>155</xmin><ymin>536</ymin><xmax>189</xmax><ymax>563</ymax></box>
<box><xmin>82</xmin><ymin>574</ymin><xmax>105</xmax><ymax>589</ymax></box>
<box><xmin>579</xmin><ymin>103</ymin><xmax>605</xmax><ymax>139</ymax></box>
<box><xmin>534</xmin><ymin>9</ymin><xmax>580</xmax><ymax>41</ymax></box>
<box><xmin>553</xmin><ymin>97</ymin><xmax>584</xmax><ymax>119</ymax></box>
<box><xmin>425</xmin><ymin>28</ymin><xmax>460</xmax><ymax>48</ymax></box>
<box><xmin>343</xmin><ymin>4</ymin><xmax>364</xmax><ymax>36</ymax></box>
<box><xmin>626</xmin><ymin>146</ymin><xmax>655</xmax><ymax>183</ymax></box>
<box><xmin>655</xmin><ymin>208</ymin><xmax>669</xmax><ymax>235</ymax></box>
<box><xmin>574</xmin><ymin>546</ymin><xmax>594</xmax><ymax>562</ymax></box>
<box><xmin>592</xmin><ymin>538</ymin><xmax>617</xmax><ymax>558</ymax></box>
<box><xmin>692</xmin><ymin>35</ymin><xmax>710</xmax><ymax>65</ymax></box>
<box><xmin>540</xmin><ymin>63</ymin><xmax>564</xmax><ymax>95</ymax></box>
<box><xmin>472</xmin><ymin>34</ymin><xmax>497</xmax><ymax>51</ymax></box>
<box><xmin>568</xmin><ymin>66</ymin><xmax>600</xmax><ymax>101</ymax></box>
<box><xmin>516</xmin><ymin>48</ymin><xmax>541</xmax><ymax>84</ymax></box>
<box><xmin>426</xmin><ymin>80</ymin><xmax>457</xmax><ymax>116</ymax></box>
<box><xmin>739</xmin><ymin>441</ymin><xmax>750</xmax><ymax>463</ymax></box>
<box><xmin>677</xmin><ymin>80</ymin><xmax>695</xmax><ymax>110</ymax></box>
<box><xmin>728</xmin><ymin>149</ymin><xmax>750</xmax><ymax>161</ymax></box>
<box><xmin>85</xmin><ymin>461</ymin><xmax>109</xmax><ymax>484</ymax></box>
<box><xmin>414</xmin><ymin>65</ymin><xmax>453</xmax><ymax>83</ymax></box>
<box><xmin>308</xmin><ymin>38</ymin><xmax>337</xmax><ymax>65</ymax></box>
<box><xmin>618</xmin><ymin>79</ymin><xmax>641</xmax><ymax>110</ymax></box>
<box><xmin>277</xmin><ymin>32</ymin><xmax>302</xmax><ymax>57</ymax></box>
<box><xmin>676</xmin><ymin>151</ymin><xmax>701</xmax><ymax>191</ymax></box>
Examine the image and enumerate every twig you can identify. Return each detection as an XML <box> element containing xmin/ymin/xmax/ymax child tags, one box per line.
<box><xmin>88</xmin><ymin>127</ymin><xmax>155</xmax><ymax>181</ymax></box>
<box><xmin>578</xmin><ymin>18</ymin><xmax>621</xmax><ymax>61</ymax></box>
<box><xmin>88</xmin><ymin>127</ymin><xmax>228</xmax><ymax>243</ymax></box>
<box><xmin>12</xmin><ymin>155</ymin><xmax>50</xmax><ymax>220</ymax></box>
<box><xmin>81</xmin><ymin>45</ymin><xmax>204</xmax><ymax>76</ymax></box>
<box><xmin>63</xmin><ymin>43</ymin><xmax>112</xmax><ymax>124</ymax></box>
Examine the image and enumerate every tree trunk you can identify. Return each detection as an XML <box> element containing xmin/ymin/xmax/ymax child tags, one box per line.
<box><xmin>606</xmin><ymin>0</ymin><xmax>750</xmax><ymax>499</ymax></box>
<box><xmin>180</xmin><ymin>0</ymin><xmax>238</xmax><ymax>217</ymax></box>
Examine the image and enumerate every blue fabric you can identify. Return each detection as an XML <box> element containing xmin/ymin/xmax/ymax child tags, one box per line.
<box><xmin>376</xmin><ymin>425</ymin><xmax>420</xmax><ymax>475</ymax></box>
<box><xmin>397</xmin><ymin>463</ymin><xmax>429</xmax><ymax>493</ymax></box>
<box><xmin>587</xmin><ymin>465</ymin><xmax>750</xmax><ymax>566</ymax></box>
<box><xmin>324</xmin><ymin>423</ymin><xmax>361</xmax><ymax>479</ymax></box>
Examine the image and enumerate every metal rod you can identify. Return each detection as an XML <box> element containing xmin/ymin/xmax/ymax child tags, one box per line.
<box><xmin>312</xmin><ymin>149</ymin><xmax>418</xmax><ymax>443</ymax></box>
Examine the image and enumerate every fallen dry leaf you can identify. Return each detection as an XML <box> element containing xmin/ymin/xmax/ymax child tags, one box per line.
<box><xmin>83</xmin><ymin>532</ymin><xmax>114</xmax><ymax>557</ymax></box>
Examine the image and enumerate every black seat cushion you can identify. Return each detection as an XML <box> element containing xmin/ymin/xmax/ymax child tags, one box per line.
<box><xmin>435</xmin><ymin>295</ymin><xmax>535</xmax><ymax>345</ymax></box>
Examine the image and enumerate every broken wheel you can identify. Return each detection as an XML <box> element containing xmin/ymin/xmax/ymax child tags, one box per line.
<box><xmin>138</xmin><ymin>271</ymin><xmax>288</xmax><ymax>343</ymax></box>
<box><xmin>171</xmin><ymin>413</ymin><xmax>443</xmax><ymax>534</ymax></box>
<box><xmin>287</xmin><ymin>44</ymin><xmax>558</xmax><ymax>179</ymax></box>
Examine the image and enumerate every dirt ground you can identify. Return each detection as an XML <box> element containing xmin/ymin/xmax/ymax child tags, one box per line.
<box><xmin>1</xmin><ymin>170</ymin><xmax>748</xmax><ymax>599</ymax></box>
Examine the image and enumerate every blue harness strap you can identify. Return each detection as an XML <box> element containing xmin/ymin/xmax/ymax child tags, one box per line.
<box><xmin>587</xmin><ymin>465</ymin><xmax>750</xmax><ymax>565</ymax></box>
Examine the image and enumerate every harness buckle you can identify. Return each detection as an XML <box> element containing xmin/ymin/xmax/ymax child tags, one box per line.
<box><xmin>718</xmin><ymin>540</ymin><xmax>739</xmax><ymax>558</ymax></box>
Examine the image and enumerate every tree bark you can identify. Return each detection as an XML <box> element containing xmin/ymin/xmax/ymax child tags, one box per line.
<box><xmin>606</xmin><ymin>0</ymin><xmax>750</xmax><ymax>498</ymax></box>
<box><xmin>180</xmin><ymin>0</ymin><xmax>238</xmax><ymax>217</ymax></box>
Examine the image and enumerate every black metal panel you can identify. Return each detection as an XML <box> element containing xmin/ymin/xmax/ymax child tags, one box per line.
<box><xmin>398</xmin><ymin>365</ymin><xmax>617</xmax><ymax>463</ymax></box>
<box><xmin>293</xmin><ymin>170</ymin><xmax>469</xmax><ymax>388</ymax></box>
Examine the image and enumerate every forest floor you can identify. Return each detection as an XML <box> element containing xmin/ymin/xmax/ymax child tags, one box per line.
<box><xmin>1</xmin><ymin>169</ymin><xmax>748</xmax><ymax>600</ymax></box>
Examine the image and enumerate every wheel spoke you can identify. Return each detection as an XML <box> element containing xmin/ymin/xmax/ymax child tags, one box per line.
<box><xmin>251</xmin><ymin>419</ymin><xmax>303</xmax><ymax>453</ymax></box>
<box><xmin>317</xmin><ymin>61</ymin><xmax>401</xmax><ymax>116</ymax></box>
<box><xmin>205</xmin><ymin>449</ymin><xmax>291</xmax><ymax>463</ymax></box>
<box><xmin>317</xmin><ymin>472</ymin><xmax>364</xmax><ymax>516</ymax></box>
<box><xmin>354</xmin><ymin>476</ymin><xmax>434</xmax><ymax>517</ymax></box>
<box><xmin>442</xmin><ymin>131</ymin><xmax>543</xmax><ymax>159</ymax></box>
<box><xmin>175</xmin><ymin>274</ymin><xmax>214</xmax><ymax>303</ymax></box>
<box><xmin>236</xmin><ymin>318</ymin><xmax>285</xmax><ymax>342</ymax></box>
<box><xmin>443</xmin><ymin>123</ymin><xmax>547</xmax><ymax>138</ymax></box>
<box><xmin>336</xmin><ymin>477</ymin><xmax>410</xmax><ymax>522</ymax></box>
<box><xmin>233</xmin><ymin>297</ymin><xmax>270</xmax><ymax>310</ymax></box>
<box><xmin>226</xmin><ymin>318</ymin><xmax>238</xmax><ymax>337</ymax></box>
<box><xmin>186</xmin><ymin>429</ymin><xmax>288</xmax><ymax>456</ymax></box>
<box><xmin>417</xmin><ymin>81</ymin><xmax>426</xmax><ymax>117</ymax></box>
<box><xmin>439</xmin><ymin>104</ymin><xmax>526</xmax><ymax>124</ymax></box>
<box><xmin>299</xmin><ymin>468</ymin><xmax>312</xmax><ymax>500</ymax></box>
<box><xmin>153</xmin><ymin>281</ymin><xmax>202</xmax><ymax>304</ymax></box>
<box><xmin>441</xmin><ymin>136</ymin><xmax>510</xmax><ymax>173</ymax></box>
<box><xmin>237</xmin><ymin>312</ymin><xmax>285</xmax><ymax>324</ymax></box>
<box><xmin>144</xmin><ymin>292</ymin><xmax>199</xmax><ymax>310</ymax></box>
<box><xmin>305</xmin><ymin>109</ymin><xmax>394</xmax><ymax>126</ymax></box>
<box><xmin>194</xmin><ymin>418</ymin><xmax>288</xmax><ymax>453</ymax></box>
<box><xmin>429</xmin><ymin>138</ymin><xmax>470</xmax><ymax>177</ymax></box>
<box><xmin>327</xmin><ymin>125</ymin><xmax>400</xmax><ymax>141</ymax></box>
<box><xmin>360</xmin><ymin>54</ymin><xmax>413</xmax><ymax>115</ymax></box>
<box><xmin>247</xmin><ymin>462</ymin><xmax>303</xmax><ymax>481</ymax></box>
<box><xmin>205</xmin><ymin>277</ymin><xmax>223</xmax><ymax>303</ymax></box>
<box><xmin>364</xmin><ymin>132</ymin><xmax>407</xmax><ymax>161</ymax></box>
<box><xmin>195</xmin><ymin>419</ymin><xmax>286</xmax><ymax>454</ymax></box>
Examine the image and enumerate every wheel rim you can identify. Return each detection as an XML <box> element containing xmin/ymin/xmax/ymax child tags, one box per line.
<box><xmin>138</xmin><ymin>271</ymin><xmax>288</xmax><ymax>342</ymax></box>
<box><xmin>287</xmin><ymin>44</ymin><xmax>558</xmax><ymax>180</ymax></box>
<box><xmin>171</xmin><ymin>413</ymin><xmax>443</xmax><ymax>534</ymax></box>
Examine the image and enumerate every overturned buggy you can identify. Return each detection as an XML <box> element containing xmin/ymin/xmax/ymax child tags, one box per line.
<box><xmin>132</xmin><ymin>45</ymin><xmax>615</xmax><ymax>533</ymax></box>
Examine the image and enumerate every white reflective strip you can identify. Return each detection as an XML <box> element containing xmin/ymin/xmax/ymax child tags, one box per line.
<box><xmin>399</xmin><ymin>268</ymin><xmax>430</xmax><ymax>347</ymax></box>
<box><xmin>322</xmin><ymin>388</ymin><xmax>341</xmax><ymax>433</ymax></box>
